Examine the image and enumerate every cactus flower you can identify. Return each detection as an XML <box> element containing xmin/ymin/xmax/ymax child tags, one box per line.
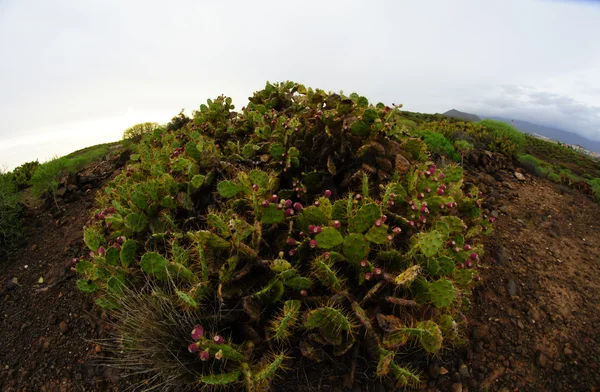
<box><xmin>324</xmin><ymin>189</ymin><xmax>332</xmax><ymax>198</ymax></box>
<box><xmin>214</xmin><ymin>349</ymin><xmax>224</xmax><ymax>360</ymax></box>
<box><xmin>199</xmin><ymin>350</ymin><xmax>210</xmax><ymax>361</ymax></box>
<box><xmin>355</xmin><ymin>194</ymin><xmax>363</xmax><ymax>200</ymax></box>
<box><xmin>213</xmin><ymin>335</ymin><xmax>224</xmax><ymax>345</ymax></box>
<box><xmin>293</xmin><ymin>202</ymin><xmax>303</xmax><ymax>211</ymax></box>
<box><xmin>309</xmin><ymin>240</ymin><xmax>318</xmax><ymax>248</ymax></box>
<box><xmin>287</xmin><ymin>238</ymin><xmax>298</xmax><ymax>246</ymax></box>
<box><xmin>364</xmin><ymin>272</ymin><xmax>373</xmax><ymax>281</ymax></box>
<box><xmin>333</xmin><ymin>220</ymin><xmax>341</xmax><ymax>229</ymax></box>
<box><xmin>188</xmin><ymin>343</ymin><xmax>199</xmax><ymax>353</ymax></box>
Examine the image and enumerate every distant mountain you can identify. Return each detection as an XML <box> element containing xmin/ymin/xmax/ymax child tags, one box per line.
<box><xmin>481</xmin><ymin>116</ymin><xmax>600</xmax><ymax>154</ymax></box>
<box><xmin>442</xmin><ymin>109</ymin><xmax>481</xmax><ymax>122</ymax></box>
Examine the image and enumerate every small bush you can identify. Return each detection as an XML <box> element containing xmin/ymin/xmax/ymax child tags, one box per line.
<box><xmin>478</xmin><ymin>120</ymin><xmax>525</xmax><ymax>156</ymax></box>
<box><xmin>416</xmin><ymin>130</ymin><xmax>460</xmax><ymax>161</ymax></box>
<box><xmin>10</xmin><ymin>160</ymin><xmax>40</xmax><ymax>189</ymax></box>
<box><xmin>76</xmin><ymin>82</ymin><xmax>492</xmax><ymax>390</ymax></box>
<box><xmin>30</xmin><ymin>157</ymin><xmax>66</xmax><ymax>199</ymax></box>
<box><xmin>122</xmin><ymin>122</ymin><xmax>160</xmax><ymax>142</ymax></box>
<box><xmin>454</xmin><ymin>140</ymin><xmax>474</xmax><ymax>166</ymax></box>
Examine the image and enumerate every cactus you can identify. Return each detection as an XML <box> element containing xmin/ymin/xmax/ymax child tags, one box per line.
<box><xmin>270</xmin><ymin>300</ymin><xmax>301</xmax><ymax>341</ymax></box>
<box><xmin>312</xmin><ymin>256</ymin><xmax>345</xmax><ymax>292</ymax></box>
<box><xmin>217</xmin><ymin>180</ymin><xmax>242</xmax><ymax>198</ymax></box>
<box><xmin>394</xmin><ymin>265</ymin><xmax>421</xmax><ymax>286</ymax></box>
<box><xmin>416</xmin><ymin>230</ymin><xmax>444</xmax><ymax>257</ymax></box>
<box><xmin>350</xmin><ymin>203</ymin><xmax>381</xmax><ymax>233</ymax></box>
<box><xmin>314</xmin><ymin>227</ymin><xmax>344</xmax><ymax>249</ymax></box>
<box><xmin>124</xmin><ymin>212</ymin><xmax>148</xmax><ymax>232</ymax></box>
<box><xmin>342</xmin><ymin>234</ymin><xmax>370</xmax><ymax>266</ymax></box>
<box><xmin>365</xmin><ymin>224</ymin><xmax>389</xmax><ymax>245</ymax></box>
<box><xmin>140</xmin><ymin>252</ymin><xmax>168</xmax><ymax>279</ymax></box>
<box><xmin>427</xmin><ymin>278</ymin><xmax>456</xmax><ymax>308</ymax></box>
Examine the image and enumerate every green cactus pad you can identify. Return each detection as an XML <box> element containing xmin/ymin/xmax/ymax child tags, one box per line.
<box><xmin>217</xmin><ymin>180</ymin><xmax>242</xmax><ymax>198</ymax></box>
<box><xmin>190</xmin><ymin>230</ymin><xmax>230</xmax><ymax>249</ymax></box>
<box><xmin>350</xmin><ymin>203</ymin><xmax>381</xmax><ymax>233</ymax></box>
<box><xmin>76</xmin><ymin>279</ymin><xmax>98</xmax><ymax>293</ymax></box>
<box><xmin>207</xmin><ymin>213</ymin><xmax>230</xmax><ymax>238</ymax></box>
<box><xmin>383</xmin><ymin>331</ymin><xmax>410</xmax><ymax>349</ymax></box>
<box><xmin>298</xmin><ymin>206</ymin><xmax>328</xmax><ymax>231</ymax></box>
<box><xmin>416</xmin><ymin>320</ymin><xmax>443</xmax><ymax>353</ymax></box>
<box><xmin>185</xmin><ymin>141</ymin><xmax>201</xmax><ymax>160</ymax></box>
<box><xmin>83</xmin><ymin>227</ymin><xmax>104</xmax><ymax>252</ymax></box>
<box><xmin>119</xmin><ymin>239</ymin><xmax>137</xmax><ymax>267</ymax></box>
<box><xmin>314</xmin><ymin>227</ymin><xmax>344</xmax><ymax>249</ymax></box>
<box><xmin>166</xmin><ymin>262</ymin><xmax>194</xmax><ymax>282</ymax></box>
<box><xmin>124</xmin><ymin>212</ymin><xmax>148</xmax><ymax>233</ymax></box>
<box><xmin>271</xmin><ymin>300</ymin><xmax>301</xmax><ymax>341</ymax></box>
<box><xmin>312</xmin><ymin>257</ymin><xmax>345</xmax><ymax>292</ymax></box>
<box><xmin>331</xmin><ymin>200</ymin><xmax>347</xmax><ymax>222</ymax></box>
<box><xmin>270</xmin><ymin>258</ymin><xmax>292</xmax><ymax>273</ymax></box>
<box><xmin>248</xmin><ymin>170</ymin><xmax>270</xmax><ymax>190</ymax></box>
<box><xmin>75</xmin><ymin>260</ymin><xmax>93</xmax><ymax>274</ymax></box>
<box><xmin>284</xmin><ymin>276</ymin><xmax>312</xmax><ymax>290</ymax></box>
<box><xmin>416</xmin><ymin>230</ymin><xmax>444</xmax><ymax>257</ymax></box>
<box><xmin>260</xmin><ymin>204</ymin><xmax>285</xmax><ymax>224</ymax></box>
<box><xmin>200</xmin><ymin>370</ymin><xmax>242</xmax><ymax>385</ymax></box>
<box><xmin>254</xmin><ymin>352</ymin><xmax>287</xmax><ymax>382</ymax></box>
<box><xmin>342</xmin><ymin>234</ymin><xmax>370</xmax><ymax>266</ymax></box>
<box><xmin>428</xmin><ymin>278</ymin><xmax>456</xmax><ymax>308</ymax></box>
<box><xmin>190</xmin><ymin>174</ymin><xmax>205</xmax><ymax>188</ymax></box>
<box><xmin>365</xmin><ymin>224</ymin><xmax>389</xmax><ymax>245</ymax></box>
<box><xmin>105</xmin><ymin>247</ymin><xmax>119</xmax><ymax>266</ymax></box>
<box><xmin>389</xmin><ymin>363</ymin><xmax>420</xmax><ymax>388</ymax></box>
<box><xmin>441</xmin><ymin>165</ymin><xmax>463</xmax><ymax>183</ymax></box>
<box><xmin>300</xmin><ymin>339</ymin><xmax>325</xmax><ymax>362</ymax></box>
<box><xmin>269</xmin><ymin>142</ymin><xmax>286</xmax><ymax>159</ymax></box>
<box><xmin>437</xmin><ymin>256</ymin><xmax>455</xmax><ymax>275</ymax></box>
<box><xmin>439</xmin><ymin>216</ymin><xmax>464</xmax><ymax>233</ymax></box>
<box><xmin>453</xmin><ymin>268</ymin><xmax>475</xmax><ymax>286</ymax></box>
<box><xmin>140</xmin><ymin>252</ymin><xmax>168</xmax><ymax>278</ymax></box>
<box><xmin>176</xmin><ymin>290</ymin><xmax>198</xmax><ymax>308</ymax></box>
<box><xmin>304</xmin><ymin>307</ymin><xmax>353</xmax><ymax>333</ymax></box>
<box><xmin>394</xmin><ymin>265</ymin><xmax>421</xmax><ymax>286</ymax></box>
<box><xmin>255</xmin><ymin>278</ymin><xmax>284</xmax><ymax>304</ymax></box>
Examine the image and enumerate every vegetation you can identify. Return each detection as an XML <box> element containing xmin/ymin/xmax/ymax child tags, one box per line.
<box><xmin>122</xmin><ymin>122</ymin><xmax>160</xmax><ymax>142</ymax></box>
<box><xmin>0</xmin><ymin>171</ymin><xmax>24</xmax><ymax>257</ymax></box>
<box><xmin>76</xmin><ymin>82</ymin><xmax>493</xmax><ymax>390</ymax></box>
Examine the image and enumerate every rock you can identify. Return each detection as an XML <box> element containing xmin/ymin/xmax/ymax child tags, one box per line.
<box><xmin>59</xmin><ymin>321</ymin><xmax>69</xmax><ymax>334</ymax></box>
<box><xmin>553</xmin><ymin>362</ymin><xmax>563</xmax><ymax>372</ymax></box>
<box><xmin>451</xmin><ymin>382</ymin><xmax>463</xmax><ymax>392</ymax></box>
<box><xmin>514</xmin><ymin>172</ymin><xmax>526</xmax><ymax>181</ymax></box>
<box><xmin>458</xmin><ymin>364</ymin><xmax>470</xmax><ymax>380</ymax></box>
<box><xmin>67</xmin><ymin>184</ymin><xmax>78</xmax><ymax>192</ymax></box>
<box><xmin>31</xmin><ymin>244</ymin><xmax>38</xmax><ymax>251</ymax></box>
<box><xmin>536</xmin><ymin>351</ymin><xmax>548</xmax><ymax>368</ymax></box>
<box><xmin>451</xmin><ymin>372</ymin><xmax>461</xmax><ymax>382</ymax></box>
<box><xmin>564</xmin><ymin>344</ymin><xmax>574</xmax><ymax>356</ymax></box>
<box><xmin>55</xmin><ymin>187</ymin><xmax>67</xmax><ymax>197</ymax></box>
<box><xmin>506</xmin><ymin>279</ymin><xmax>518</xmax><ymax>296</ymax></box>
<box><xmin>427</xmin><ymin>363</ymin><xmax>441</xmax><ymax>378</ymax></box>
<box><xmin>5</xmin><ymin>278</ymin><xmax>18</xmax><ymax>291</ymax></box>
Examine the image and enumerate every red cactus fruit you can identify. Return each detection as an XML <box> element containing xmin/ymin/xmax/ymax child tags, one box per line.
<box><xmin>464</xmin><ymin>244</ymin><xmax>472</xmax><ymax>251</ymax></box>
<box><xmin>364</xmin><ymin>272</ymin><xmax>373</xmax><ymax>281</ymax></box>
<box><xmin>199</xmin><ymin>350</ymin><xmax>210</xmax><ymax>361</ymax></box>
<box><xmin>388</xmin><ymin>200</ymin><xmax>394</xmax><ymax>206</ymax></box>
<box><xmin>360</xmin><ymin>260</ymin><xmax>368</xmax><ymax>268</ymax></box>
<box><xmin>213</xmin><ymin>335</ymin><xmax>224</xmax><ymax>345</ymax></box>
<box><xmin>408</xmin><ymin>220</ymin><xmax>415</xmax><ymax>227</ymax></box>
<box><xmin>374</xmin><ymin>219</ymin><xmax>382</xmax><ymax>227</ymax></box>
<box><xmin>393</xmin><ymin>227</ymin><xmax>401</xmax><ymax>235</ymax></box>
<box><xmin>285</xmin><ymin>199</ymin><xmax>293</xmax><ymax>208</ymax></box>
<box><xmin>386</xmin><ymin>234</ymin><xmax>393</xmax><ymax>241</ymax></box>
<box><xmin>419</xmin><ymin>216</ymin><xmax>427</xmax><ymax>223</ymax></box>
<box><xmin>425</xmin><ymin>187</ymin><xmax>431</xmax><ymax>193</ymax></box>
<box><xmin>314</xmin><ymin>226</ymin><xmax>322</xmax><ymax>234</ymax></box>
<box><xmin>308</xmin><ymin>225</ymin><xmax>315</xmax><ymax>233</ymax></box>
<box><xmin>293</xmin><ymin>202</ymin><xmax>303</xmax><ymax>211</ymax></box>
<box><xmin>188</xmin><ymin>343</ymin><xmax>199</xmax><ymax>353</ymax></box>
<box><xmin>309</xmin><ymin>240</ymin><xmax>318</xmax><ymax>248</ymax></box>
<box><xmin>191</xmin><ymin>325</ymin><xmax>204</xmax><ymax>340</ymax></box>
<box><xmin>324</xmin><ymin>189</ymin><xmax>332</xmax><ymax>198</ymax></box>
<box><xmin>323</xmin><ymin>252</ymin><xmax>331</xmax><ymax>259</ymax></box>
<box><xmin>285</xmin><ymin>209</ymin><xmax>294</xmax><ymax>217</ymax></box>
<box><xmin>270</xmin><ymin>194</ymin><xmax>279</xmax><ymax>203</ymax></box>
<box><xmin>97</xmin><ymin>247</ymin><xmax>106</xmax><ymax>256</ymax></box>
<box><xmin>438</xmin><ymin>173</ymin><xmax>445</xmax><ymax>180</ymax></box>
<box><xmin>437</xmin><ymin>188</ymin><xmax>445</xmax><ymax>196</ymax></box>
<box><xmin>470</xmin><ymin>253</ymin><xmax>478</xmax><ymax>260</ymax></box>
<box><xmin>333</xmin><ymin>220</ymin><xmax>341</xmax><ymax>229</ymax></box>
<box><xmin>261</xmin><ymin>200</ymin><xmax>270</xmax><ymax>208</ymax></box>
<box><xmin>381</xmin><ymin>215</ymin><xmax>387</xmax><ymax>222</ymax></box>
<box><xmin>288</xmin><ymin>249</ymin><xmax>297</xmax><ymax>256</ymax></box>
<box><xmin>314</xmin><ymin>200</ymin><xmax>321</xmax><ymax>207</ymax></box>
<box><xmin>417</xmin><ymin>192</ymin><xmax>425</xmax><ymax>200</ymax></box>
<box><xmin>287</xmin><ymin>238</ymin><xmax>297</xmax><ymax>246</ymax></box>
<box><xmin>252</xmin><ymin>184</ymin><xmax>259</xmax><ymax>191</ymax></box>
<box><xmin>374</xmin><ymin>268</ymin><xmax>383</xmax><ymax>276</ymax></box>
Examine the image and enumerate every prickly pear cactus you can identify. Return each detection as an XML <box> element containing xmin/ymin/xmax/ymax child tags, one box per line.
<box><xmin>75</xmin><ymin>82</ymin><xmax>491</xmax><ymax>391</ymax></box>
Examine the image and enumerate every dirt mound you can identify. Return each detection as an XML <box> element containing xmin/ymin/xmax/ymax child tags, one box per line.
<box><xmin>1</xmin><ymin>164</ymin><xmax>600</xmax><ymax>391</ymax></box>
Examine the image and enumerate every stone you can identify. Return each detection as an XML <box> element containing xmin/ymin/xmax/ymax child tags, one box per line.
<box><xmin>553</xmin><ymin>362</ymin><xmax>563</xmax><ymax>372</ymax></box>
<box><xmin>506</xmin><ymin>279</ymin><xmax>518</xmax><ymax>296</ymax></box>
<box><xmin>427</xmin><ymin>363</ymin><xmax>441</xmax><ymax>378</ymax></box>
<box><xmin>458</xmin><ymin>364</ymin><xmax>470</xmax><ymax>380</ymax></box>
<box><xmin>514</xmin><ymin>172</ymin><xmax>526</xmax><ymax>181</ymax></box>
<box><xmin>55</xmin><ymin>187</ymin><xmax>67</xmax><ymax>197</ymax></box>
<box><xmin>536</xmin><ymin>351</ymin><xmax>548</xmax><ymax>368</ymax></box>
<box><xmin>59</xmin><ymin>321</ymin><xmax>69</xmax><ymax>334</ymax></box>
<box><xmin>451</xmin><ymin>382</ymin><xmax>463</xmax><ymax>392</ymax></box>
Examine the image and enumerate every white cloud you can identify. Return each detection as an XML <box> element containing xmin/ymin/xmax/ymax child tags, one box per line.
<box><xmin>1</xmin><ymin>0</ymin><xmax>600</xmax><ymax>168</ymax></box>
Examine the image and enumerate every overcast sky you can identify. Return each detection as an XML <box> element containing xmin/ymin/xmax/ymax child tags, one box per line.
<box><xmin>1</xmin><ymin>0</ymin><xmax>599</xmax><ymax>169</ymax></box>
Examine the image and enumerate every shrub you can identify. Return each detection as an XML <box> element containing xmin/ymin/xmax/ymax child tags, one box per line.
<box><xmin>519</xmin><ymin>154</ymin><xmax>544</xmax><ymax>176</ymax></box>
<box><xmin>0</xmin><ymin>171</ymin><xmax>23</xmax><ymax>257</ymax></box>
<box><xmin>76</xmin><ymin>82</ymin><xmax>492</xmax><ymax>390</ymax></box>
<box><xmin>30</xmin><ymin>156</ymin><xmax>66</xmax><ymax>199</ymax></box>
<box><xmin>122</xmin><ymin>122</ymin><xmax>160</xmax><ymax>142</ymax></box>
<box><xmin>10</xmin><ymin>160</ymin><xmax>40</xmax><ymax>189</ymax></box>
<box><xmin>454</xmin><ymin>140</ymin><xmax>474</xmax><ymax>166</ymax></box>
<box><xmin>478</xmin><ymin>119</ymin><xmax>525</xmax><ymax>157</ymax></box>
<box><xmin>416</xmin><ymin>130</ymin><xmax>460</xmax><ymax>161</ymax></box>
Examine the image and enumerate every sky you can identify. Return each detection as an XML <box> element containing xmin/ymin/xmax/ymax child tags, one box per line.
<box><xmin>1</xmin><ymin>0</ymin><xmax>599</xmax><ymax>170</ymax></box>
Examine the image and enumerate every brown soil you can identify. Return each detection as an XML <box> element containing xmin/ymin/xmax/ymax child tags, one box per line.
<box><xmin>1</xmin><ymin>165</ymin><xmax>599</xmax><ymax>391</ymax></box>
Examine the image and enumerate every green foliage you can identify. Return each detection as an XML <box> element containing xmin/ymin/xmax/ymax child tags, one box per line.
<box><xmin>0</xmin><ymin>172</ymin><xmax>24</xmax><ymax>256</ymax></box>
<box><xmin>478</xmin><ymin>119</ymin><xmax>525</xmax><ymax>156</ymax></box>
<box><xmin>76</xmin><ymin>81</ymin><xmax>488</xmax><ymax>390</ymax></box>
<box><xmin>416</xmin><ymin>130</ymin><xmax>460</xmax><ymax>161</ymax></box>
<box><xmin>122</xmin><ymin>122</ymin><xmax>160</xmax><ymax>142</ymax></box>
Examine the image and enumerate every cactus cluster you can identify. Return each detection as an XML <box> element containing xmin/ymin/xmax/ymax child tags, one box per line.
<box><xmin>76</xmin><ymin>82</ymin><xmax>492</xmax><ymax>390</ymax></box>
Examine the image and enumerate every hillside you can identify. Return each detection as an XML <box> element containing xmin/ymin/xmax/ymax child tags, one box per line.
<box><xmin>484</xmin><ymin>116</ymin><xmax>600</xmax><ymax>154</ymax></box>
<box><xmin>442</xmin><ymin>109</ymin><xmax>481</xmax><ymax>122</ymax></box>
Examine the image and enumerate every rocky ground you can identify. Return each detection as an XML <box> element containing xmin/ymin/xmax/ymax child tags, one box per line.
<box><xmin>1</xmin><ymin>157</ymin><xmax>599</xmax><ymax>391</ymax></box>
